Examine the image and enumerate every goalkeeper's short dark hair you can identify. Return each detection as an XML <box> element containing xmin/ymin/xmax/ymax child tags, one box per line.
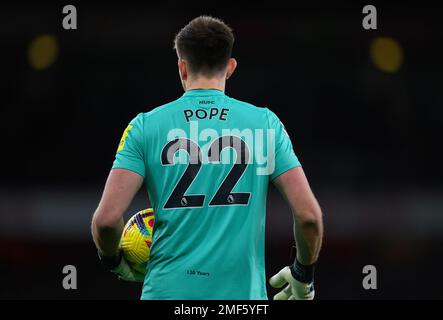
<box><xmin>174</xmin><ymin>16</ymin><xmax>235</xmax><ymax>77</ymax></box>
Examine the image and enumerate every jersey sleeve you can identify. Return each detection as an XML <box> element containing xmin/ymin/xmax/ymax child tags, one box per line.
<box><xmin>112</xmin><ymin>113</ymin><xmax>146</xmax><ymax>177</ymax></box>
<box><xmin>266</xmin><ymin>108</ymin><xmax>301</xmax><ymax>181</ymax></box>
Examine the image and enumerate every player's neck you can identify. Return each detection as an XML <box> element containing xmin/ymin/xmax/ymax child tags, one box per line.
<box><xmin>185</xmin><ymin>77</ymin><xmax>225</xmax><ymax>92</ymax></box>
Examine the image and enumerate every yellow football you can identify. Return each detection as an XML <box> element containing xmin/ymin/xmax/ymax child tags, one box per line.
<box><xmin>119</xmin><ymin>208</ymin><xmax>155</xmax><ymax>274</ymax></box>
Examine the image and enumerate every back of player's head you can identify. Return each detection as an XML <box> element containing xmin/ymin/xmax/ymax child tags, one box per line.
<box><xmin>174</xmin><ymin>16</ymin><xmax>234</xmax><ymax>77</ymax></box>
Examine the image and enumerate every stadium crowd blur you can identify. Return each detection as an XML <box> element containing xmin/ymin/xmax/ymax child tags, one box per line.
<box><xmin>1</xmin><ymin>2</ymin><xmax>442</xmax><ymax>299</ymax></box>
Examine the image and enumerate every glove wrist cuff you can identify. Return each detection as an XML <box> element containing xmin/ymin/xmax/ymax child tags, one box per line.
<box><xmin>98</xmin><ymin>250</ymin><xmax>122</xmax><ymax>270</ymax></box>
<box><xmin>290</xmin><ymin>258</ymin><xmax>315</xmax><ymax>283</ymax></box>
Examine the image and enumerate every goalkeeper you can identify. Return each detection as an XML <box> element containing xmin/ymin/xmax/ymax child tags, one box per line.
<box><xmin>91</xmin><ymin>16</ymin><xmax>323</xmax><ymax>300</ymax></box>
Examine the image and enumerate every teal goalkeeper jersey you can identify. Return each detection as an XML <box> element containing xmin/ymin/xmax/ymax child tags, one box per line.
<box><xmin>112</xmin><ymin>89</ymin><xmax>300</xmax><ymax>300</ymax></box>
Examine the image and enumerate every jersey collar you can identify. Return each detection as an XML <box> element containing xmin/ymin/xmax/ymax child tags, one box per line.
<box><xmin>182</xmin><ymin>89</ymin><xmax>225</xmax><ymax>97</ymax></box>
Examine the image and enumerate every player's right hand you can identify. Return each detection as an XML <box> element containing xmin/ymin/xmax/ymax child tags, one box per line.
<box><xmin>98</xmin><ymin>250</ymin><xmax>145</xmax><ymax>282</ymax></box>
<box><xmin>269</xmin><ymin>263</ymin><xmax>315</xmax><ymax>300</ymax></box>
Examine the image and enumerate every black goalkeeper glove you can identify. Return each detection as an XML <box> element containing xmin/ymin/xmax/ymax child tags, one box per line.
<box><xmin>269</xmin><ymin>249</ymin><xmax>315</xmax><ymax>300</ymax></box>
<box><xmin>98</xmin><ymin>250</ymin><xmax>144</xmax><ymax>282</ymax></box>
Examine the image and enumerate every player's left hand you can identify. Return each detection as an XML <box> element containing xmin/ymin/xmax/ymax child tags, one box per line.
<box><xmin>98</xmin><ymin>250</ymin><xmax>145</xmax><ymax>282</ymax></box>
<box><xmin>269</xmin><ymin>262</ymin><xmax>315</xmax><ymax>300</ymax></box>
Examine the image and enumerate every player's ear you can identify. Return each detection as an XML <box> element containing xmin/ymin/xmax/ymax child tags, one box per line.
<box><xmin>226</xmin><ymin>58</ymin><xmax>237</xmax><ymax>80</ymax></box>
<box><xmin>178</xmin><ymin>59</ymin><xmax>187</xmax><ymax>81</ymax></box>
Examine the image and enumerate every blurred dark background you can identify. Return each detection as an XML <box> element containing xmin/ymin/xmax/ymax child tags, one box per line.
<box><xmin>1</xmin><ymin>1</ymin><xmax>443</xmax><ymax>299</ymax></box>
